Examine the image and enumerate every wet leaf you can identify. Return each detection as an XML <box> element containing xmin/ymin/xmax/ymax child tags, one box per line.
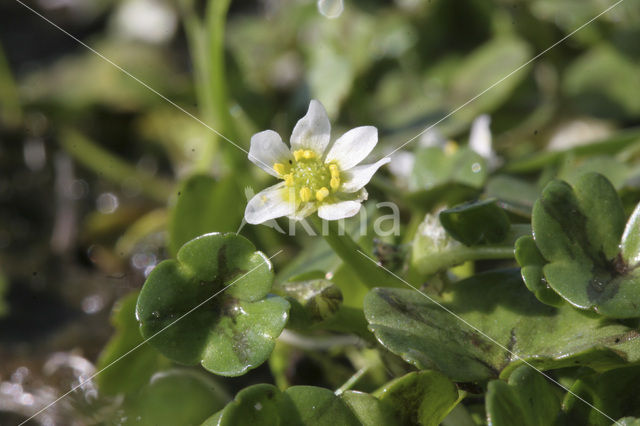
<box><xmin>136</xmin><ymin>233</ymin><xmax>289</xmax><ymax>376</ymax></box>
<box><xmin>373</xmin><ymin>371</ymin><xmax>459</xmax><ymax>426</ymax></box>
<box><xmin>364</xmin><ymin>269</ymin><xmax>640</xmax><ymax>382</ymax></box>
<box><xmin>486</xmin><ymin>365</ymin><xmax>562</xmax><ymax>426</ymax></box>
<box><xmin>532</xmin><ymin>173</ymin><xmax>640</xmax><ymax>317</ymax></box>
<box><xmin>203</xmin><ymin>384</ymin><xmax>362</xmax><ymax>425</ymax></box>
<box><xmin>439</xmin><ymin>199</ymin><xmax>510</xmax><ymax>246</ymax></box>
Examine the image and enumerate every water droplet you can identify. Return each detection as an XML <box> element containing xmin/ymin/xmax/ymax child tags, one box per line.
<box><xmin>152</xmin><ymin>311</ymin><xmax>160</xmax><ymax>319</ymax></box>
<box><xmin>96</xmin><ymin>192</ymin><xmax>119</xmax><ymax>214</ymax></box>
<box><xmin>317</xmin><ymin>0</ymin><xmax>343</xmax><ymax>19</ymax></box>
<box><xmin>471</xmin><ymin>162</ymin><xmax>482</xmax><ymax>173</ymax></box>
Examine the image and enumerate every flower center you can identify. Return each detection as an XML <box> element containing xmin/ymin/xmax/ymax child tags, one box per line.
<box><xmin>273</xmin><ymin>149</ymin><xmax>341</xmax><ymax>203</ymax></box>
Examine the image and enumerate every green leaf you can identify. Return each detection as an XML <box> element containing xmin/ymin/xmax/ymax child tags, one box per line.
<box><xmin>532</xmin><ymin>172</ymin><xmax>640</xmax><ymax>317</ymax></box>
<box><xmin>621</xmin><ymin>202</ymin><xmax>640</xmax><ymax>268</ymax></box>
<box><xmin>409</xmin><ymin>147</ymin><xmax>487</xmax><ymax>193</ymax></box>
<box><xmin>485</xmin><ymin>365</ymin><xmax>562</xmax><ymax>426</ymax></box>
<box><xmin>204</xmin><ymin>384</ymin><xmax>362</xmax><ymax>425</ymax></box>
<box><xmin>558</xmin><ymin>155</ymin><xmax>630</xmax><ymax>190</ymax></box>
<box><xmin>449</xmin><ymin>37</ymin><xmax>532</xmax><ymax>120</ymax></box>
<box><xmin>286</xmin><ymin>386</ymin><xmax>361</xmax><ymax>425</ymax></box>
<box><xmin>168</xmin><ymin>175</ymin><xmax>243</xmax><ymax>256</ymax></box>
<box><xmin>275</xmin><ymin>278</ymin><xmax>343</xmax><ymax>329</ymax></box>
<box><xmin>123</xmin><ymin>369</ymin><xmax>228</xmax><ymax>426</ymax></box>
<box><xmin>485</xmin><ymin>175</ymin><xmax>540</xmax><ymax>218</ymax></box>
<box><xmin>364</xmin><ymin>269</ymin><xmax>640</xmax><ymax>382</ymax></box>
<box><xmin>439</xmin><ymin>199</ymin><xmax>510</xmax><ymax>246</ymax></box>
<box><xmin>616</xmin><ymin>418</ymin><xmax>640</xmax><ymax>426</ymax></box>
<box><xmin>563</xmin><ymin>366</ymin><xmax>640</xmax><ymax>426</ymax></box>
<box><xmin>136</xmin><ymin>233</ymin><xmax>289</xmax><ymax>376</ymax></box>
<box><xmin>96</xmin><ymin>291</ymin><xmax>169</xmax><ymax>396</ymax></box>
<box><xmin>514</xmin><ymin>236</ymin><xmax>564</xmax><ymax>307</ymax></box>
<box><xmin>339</xmin><ymin>391</ymin><xmax>396</xmax><ymax>426</ymax></box>
<box><xmin>564</xmin><ymin>45</ymin><xmax>640</xmax><ymax>119</ymax></box>
<box><xmin>373</xmin><ymin>371</ymin><xmax>459</xmax><ymax>426</ymax></box>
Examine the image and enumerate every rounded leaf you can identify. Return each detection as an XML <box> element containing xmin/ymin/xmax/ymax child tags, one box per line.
<box><xmin>136</xmin><ymin>233</ymin><xmax>289</xmax><ymax>376</ymax></box>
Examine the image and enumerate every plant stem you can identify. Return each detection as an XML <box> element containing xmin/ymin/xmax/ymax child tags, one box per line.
<box><xmin>60</xmin><ymin>129</ymin><xmax>174</xmax><ymax>203</ymax></box>
<box><xmin>335</xmin><ymin>365</ymin><xmax>370</xmax><ymax>395</ymax></box>
<box><xmin>310</xmin><ymin>216</ymin><xmax>397</xmax><ymax>289</ymax></box>
<box><xmin>0</xmin><ymin>42</ymin><xmax>22</xmax><ymax>127</ymax></box>
<box><xmin>181</xmin><ymin>0</ymin><xmax>239</xmax><ymax>174</ymax></box>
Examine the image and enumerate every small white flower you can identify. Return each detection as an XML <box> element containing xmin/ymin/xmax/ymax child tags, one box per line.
<box><xmin>469</xmin><ymin>114</ymin><xmax>500</xmax><ymax>170</ymax></box>
<box><xmin>245</xmin><ymin>100</ymin><xmax>390</xmax><ymax>224</ymax></box>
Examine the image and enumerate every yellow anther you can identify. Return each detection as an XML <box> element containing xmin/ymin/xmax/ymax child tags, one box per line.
<box><xmin>302</xmin><ymin>150</ymin><xmax>316</xmax><ymax>159</ymax></box>
<box><xmin>293</xmin><ymin>150</ymin><xmax>304</xmax><ymax>161</ymax></box>
<box><xmin>316</xmin><ymin>187</ymin><xmax>329</xmax><ymax>202</ymax></box>
<box><xmin>329</xmin><ymin>163</ymin><xmax>340</xmax><ymax>179</ymax></box>
<box><xmin>444</xmin><ymin>140</ymin><xmax>459</xmax><ymax>155</ymax></box>
<box><xmin>273</xmin><ymin>163</ymin><xmax>287</xmax><ymax>176</ymax></box>
<box><xmin>299</xmin><ymin>187</ymin><xmax>312</xmax><ymax>202</ymax></box>
<box><xmin>330</xmin><ymin>177</ymin><xmax>340</xmax><ymax>190</ymax></box>
<box><xmin>283</xmin><ymin>173</ymin><xmax>294</xmax><ymax>186</ymax></box>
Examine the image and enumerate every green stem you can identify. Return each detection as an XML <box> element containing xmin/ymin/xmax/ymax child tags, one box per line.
<box><xmin>335</xmin><ymin>366</ymin><xmax>370</xmax><ymax>395</ymax></box>
<box><xmin>310</xmin><ymin>216</ymin><xmax>397</xmax><ymax>289</ymax></box>
<box><xmin>413</xmin><ymin>224</ymin><xmax>529</xmax><ymax>276</ymax></box>
<box><xmin>181</xmin><ymin>0</ymin><xmax>238</xmax><ymax>174</ymax></box>
<box><xmin>60</xmin><ymin>129</ymin><xmax>174</xmax><ymax>203</ymax></box>
<box><xmin>0</xmin><ymin>42</ymin><xmax>22</xmax><ymax>127</ymax></box>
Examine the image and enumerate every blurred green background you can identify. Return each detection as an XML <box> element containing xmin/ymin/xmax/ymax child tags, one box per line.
<box><xmin>1</xmin><ymin>0</ymin><xmax>639</xmax><ymax>424</ymax></box>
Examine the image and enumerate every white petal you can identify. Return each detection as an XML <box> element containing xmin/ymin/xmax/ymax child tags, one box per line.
<box><xmin>290</xmin><ymin>100</ymin><xmax>331</xmax><ymax>156</ymax></box>
<box><xmin>249</xmin><ymin>130</ymin><xmax>292</xmax><ymax>177</ymax></box>
<box><xmin>341</xmin><ymin>158</ymin><xmax>390</xmax><ymax>193</ymax></box>
<box><xmin>318</xmin><ymin>200</ymin><xmax>363</xmax><ymax>221</ymax></box>
<box><xmin>244</xmin><ymin>182</ymin><xmax>295</xmax><ymax>224</ymax></box>
<box><xmin>469</xmin><ymin>115</ymin><xmax>492</xmax><ymax>159</ymax></box>
<box><xmin>289</xmin><ymin>202</ymin><xmax>318</xmax><ymax>221</ymax></box>
<box><xmin>324</xmin><ymin>126</ymin><xmax>377</xmax><ymax>170</ymax></box>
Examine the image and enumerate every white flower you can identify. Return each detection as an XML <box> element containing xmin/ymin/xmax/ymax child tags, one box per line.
<box><xmin>469</xmin><ymin>114</ymin><xmax>500</xmax><ymax>170</ymax></box>
<box><xmin>245</xmin><ymin>100</ymin><xmax>390</xmax><ymax>224</ymax></box>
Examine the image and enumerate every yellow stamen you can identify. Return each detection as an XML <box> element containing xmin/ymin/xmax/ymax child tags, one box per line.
<box><xmin>329</xmin><ymin>164</ymin><xmax>340</xmax><ymax>179</ymax></box>
<box><xmin>330</xmin><ymin>177</ymin><xmax>340</xmax><ymax>190</ymax></box>
<box><xmin>300</xmin><ymin>187</ymin><xmax>312</xmax><ymax>202</ymax></box>
<box><xmin>273</xmin><ymin>163</ymin><xmax>286</xmax><ymax>176</ymax></box>
<box><xmin>316</xmin><ymin>187</ymin><xmax>329</xmax><ymax>202</ymax></box>
<box><xmin>293</xmin><ymin>149</ymin><xmax>304</xmax><ymax>161</ymax></box>
<box><xmin>302</xmin><ymin>150</ymin><xmax>316</xmax><ymax>159</ymax></box>
<box><xmin>444</xmin><ymin>140</ymin><xmax>458</xmax><ymax>155</ymax></box>
<box><xmin>283</xmin><ymin>173</ymin><xmax>294</xmax><ymax>186</ymax></box>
